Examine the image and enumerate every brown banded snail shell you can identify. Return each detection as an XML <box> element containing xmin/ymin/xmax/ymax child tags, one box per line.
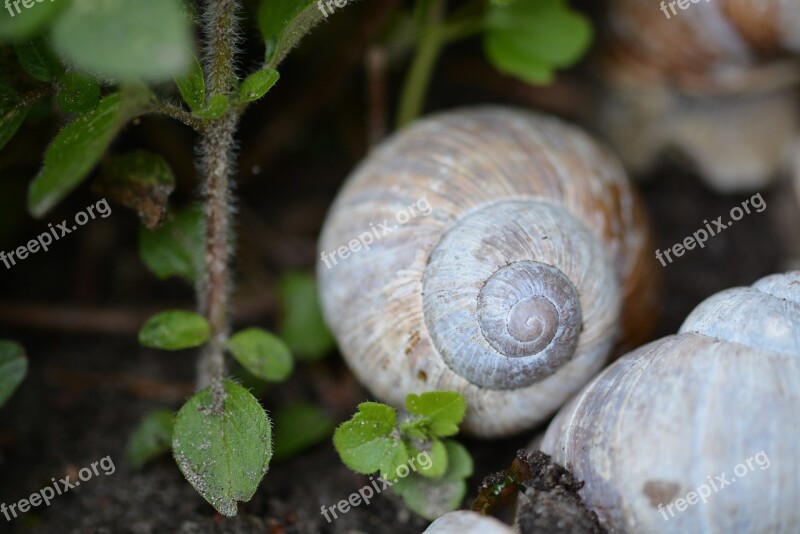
<box><xmin>317</xmin><ymin>107</ymin><xmax>658</xmax><ymax>437</ymax></box>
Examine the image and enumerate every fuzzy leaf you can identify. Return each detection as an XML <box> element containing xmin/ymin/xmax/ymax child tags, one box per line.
<box><xmin>192</xmin><ymin>94</ymin><xmax>229</xmax><ymax>120</ymax></box>
<box><xmin>239</xmin><ymin>69</ymin><xmax>279</xmax><ymax>103</ymax></box>
<box><xmin>128</xmin><ymin>409</ymin><xmax>174</xmax><ymax>469</ymax></box>
<box><xmin>333</xmin><ymin>402</ymin><xmax>408</xmax><ymax>479</ymax></box>
<box><xmin>258</xmin><ymin>0</ymin><xmax>326</xmax><ymax>68</ymax></box>
<box><xmin>226</xmin><ymin>328</ymin><xmax>294</xmax><ymax>383</ymax></box>
<box><xmin>391</xmin><ymin>440</ymin><xmax>473</xmax><ymax>520</ymax></box>
<box><xmin>28</xmin><ymin>92</ymin><xmax>145</xmax><ymax>218</ymax></box>
<box><xmin>57</xmin><ymin>71</ymin><xmax>101</xmax><ymax>114</ymax></box>
<box><xmin>95</xmin><ymin>150</ymin><xmax>175</xmax><ymax>229</ymax></box>
<box><xmin>173</xmin><ymin>381</ymin><xmax>273</xmax><ymax>517</ymax></box>
<box><xmin>15</xmin><ymin>37</ymin><xmax>62</xmax><ymax>82</ymax></box>
<box><xmin>273</xmin><ymin>403</ymin><xmax>335</xmax><ymax>461</ymax></box>
<box><xmin>174</xmin><ymin>55</ymin><xmax>205</xmax><ymax>111</ymax></box>
<box><xmin>139</xmin><ymin>310</ymin><xmax>211</xmax><ymax>350</ymax></box>
<box><xmin>405</xmin><ymin>391</ymin><xmax>466</xmax><ymax>437</ymax></box>
<box><xmin>483</xmin><ymin>0</ymin><xmax>592</xmax><ymax>85</ymax></box>
<box><xmin>138</xmin><ymin>204</ymin><xmax>204</xmax><ymax>282</ymax></box>
<box><xmin>277</xmin><ymin>272</ymin><xmax>335</xmax><ymax>360</ymax></box>
<box><xmin>0</xmin><ymin>340</ymin><xmax>27</xmax><ymax>408</ymax></box>
<box><xmin>52</xmin><ymin>0</ymin><xmax>192</xmax><ymax>81</ymax></box>
<box><xmin>409</xmin><ymin>439</ymin><xmax>448</xmax><ymax>479</ymax></box>
<box><xmin>0</xmin><ymin>84</ymin><xmax>31</xmax><ymax>151</ymax></box>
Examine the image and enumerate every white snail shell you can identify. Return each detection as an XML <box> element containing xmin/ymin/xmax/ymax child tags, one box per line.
<box><xmin>541</xmin><ymin>271</ymin><xmax>800</xmax><ymax>532</ymax></box>
<box><xmin>597</xmin><ymin>0</ymin><xmax>800</xmax><ymax>192</ymax></box>
<box><xmin>317</xmin><ymin>107</ymin><xmax>657</xmax><ymax>437</ymax></box>
<box><xmin>423</xmin><ymin>511</ymin><xmax>515</xmax><ymax>534</ymax></box>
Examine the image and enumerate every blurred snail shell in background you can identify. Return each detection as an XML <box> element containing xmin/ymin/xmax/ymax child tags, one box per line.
<box><xmin>317</xmin><ymin>107</ymin><xmax>658</xmax><ymax>437</ymax></box>
<box><xmin>541</xmin><ymin>271</ymin><xmax>800</xmax><ymax>532</ymax></box>
<box><xmin>596</xmin><ymin>0</ymin><xmax>800</xmax><ymax>192</ymax></box>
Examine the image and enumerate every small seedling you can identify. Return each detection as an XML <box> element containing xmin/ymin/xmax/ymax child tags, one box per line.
<box><xmin>333</xmin><ymin>391</ymin><xmax>474</xmax><ymax>519</ymax></box>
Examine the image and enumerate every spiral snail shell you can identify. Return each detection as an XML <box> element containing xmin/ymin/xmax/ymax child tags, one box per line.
<box><xmin>317</xmin><ymin>107</ymin><xmax>657</xmax><ymax>437</ymax></box>
<box><xmin>541</xmin><ymin>271</ymin><xmax>800</xmax><ymax>532</ymax></box>
<box><xmin>597</xmin><ymin>0</ymin><xmax>800</xmax><ymax>191</ymax></box>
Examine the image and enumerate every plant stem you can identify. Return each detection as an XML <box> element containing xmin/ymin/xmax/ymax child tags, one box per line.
<box><xmin>196</xmin><ymin>0</ymin><xmax>241</xmax><ymax>393</ymax></box>
<box><xmin>396</xmin><ymin>0</ymin><xmax>447</xmax><ymax>128</ymax></box>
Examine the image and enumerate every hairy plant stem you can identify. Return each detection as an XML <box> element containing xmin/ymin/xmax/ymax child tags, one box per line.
<box><xmin>196</xmin><ymin>0</ymin><xmax>241</xmax><ymax>394</ymax></box>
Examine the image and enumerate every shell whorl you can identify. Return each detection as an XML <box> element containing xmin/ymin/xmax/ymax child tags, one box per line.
<box><xmin>680</xmin><ymin>271</ymin><xmax>800</xmax><ymax>355</ymax></box>
<box><xmin>317</xmin><ymin>107</ymin><xmax>653</xmax><ymax>436</ymax></box>
<box><xmin>422</xmin><ymin>200</ymin><xmax>602</xmax><ymax>390</ymax></box>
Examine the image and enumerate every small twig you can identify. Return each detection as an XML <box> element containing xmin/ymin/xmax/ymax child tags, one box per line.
<box><xmin>0</xmin><ymin>303</ymin><xmax>156</xmax><ymax>335</ymax></box>
<box><xmin>42</xmin><ymin>367</ymin><xmax>195</xmax><ymax>402</ymax></box>
<box><xmin>365</xmin><ymin>46</ymin><xmax>388</xmax><ymax>148</ymax></box>
<box><xmin>149</xmin><ymin>100</ymin><xmax>205</xmax><ymax>131</ymax></box>
<box><xmin>0</xmin><ymin>292</ymin><xmax>277</xmax><ymax>336</ymax></box>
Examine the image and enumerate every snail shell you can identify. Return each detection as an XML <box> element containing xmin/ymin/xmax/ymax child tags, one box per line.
<box><xmin>317</xmin><ymin>107</ymin><xmax>657</xmax><ymax>437</ymax></box>
<box><xmin>596</xmin><ymin>0</ymin><xmax>800</xmax><ymax>192</ymax></box>
<box><xmin>423</xmin><ymin>511</ymin><xmax>514</xmax><ymax>534</ymax></box>
<box><xmin>541</xmin><ymin>271</ymin><xmax>800</xmax><ymax>532</ymax></box>
<box><xmin>599</xmin><ymin>0</ymin><xmax>800</xmax><ymax>95</ymax></box>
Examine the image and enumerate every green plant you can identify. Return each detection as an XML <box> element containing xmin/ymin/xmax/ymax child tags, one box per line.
<box><xmin>0</xmin><ymin>0</ymin><xmax>335</xmax><ymax>517</ymax></box>
<box><xmin>396</xmin><ymin>0</ymin><xmax>593</xmax><ymax>126</ymax></box>
<box><xmin>333</xmin><ymin>391</ymin><xmax>473</xmax><ymax>519</ymax></box>
<box><xmin>0</xmin><ymin>0</ymin><xmax>592</xmax><ymax>520</ymax></box>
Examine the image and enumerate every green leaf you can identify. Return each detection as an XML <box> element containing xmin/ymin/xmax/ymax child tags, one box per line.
<box><xmin>273</xmin><ymin>403</ymin><xmax>335</xmax><ymax>462</ymax></box>
<box><xmin>28</xmin><ymin>92</ymin><xmax>146</xmax><ymax>218</ymax></box>
<box><xmin>138</xmin><ymin>204</ymin><xmax>204</xmax><ymax>283</ymax></box>
<box><xmin>173</xmin><ymin>380</ymin><xmax>273</xmax><ymax>517</ymax></box>
<box><xmin>405</xmin><ymin>391</ymin><xmax>466</xmax><ymax>437</ymax></box>
<box><xmin>483</xmin><ymin>0</ymin><xmax>592</xmax><ymax>85</ymax></box>
<box><xmin>139</xmin><ymin>310</ymin><xmax>210</xmax><ymax>350</ymax></box>
<box><xmin>0</xmin><ymin>340</ymin><xmax>27</xmax><ymax>408</ymax></box>
<box><xmin>239</xmin><ymin>69</ymin><xmax>279</xmax><ymax>103</ymax></box>
<box><xmin>258</xmin><ymin>0</ymin><xmax>326</xmax><ymax>68</ymax></box>
<box><xmin>226</xmin><ymin>328</ymin><xmax>294</xmax><ymax>383</ymax></box>
<box><xmin>57</xmin><ymin>71</ymin><xmax>101</xmax><ymax>114</ymax></box>
<box><xmin>95</xmin><ymin>150</ymin><xmax>175</xmax><ymax>229</ymax></box>
<box><xmin>410</xmin><ymin>438</ymin><xmax>448</xmax><ymax>479</ymax></box>
<box><xmin>277</xmin><ymin>272</ymin><xmax>335</xmax><ymax>360</ymax></box>
<box><xmin>0</xmin><ymin>84</ymin><xmax>31</xmax><ymax>151</ymax></box>
<box><xmin>0</xmin><ymin>0</ymin><xmax>62</xmax><ymax>41</ymax></box>
<box><xmin>192</xmin><ymin>94</ymin><xmax>229</xmax><ymax>120</ymax></box>
<box><xmin>399</xmin><ymin>417</ymin><xmax>430</xmax><ymax>441</ymax></box>
<box><xmin>174</xmin><ymin>55</ymin><xmax>205</xmax><ymax>111</ymax></box>
<box><xmin>15</xmin><ymin>37</ymin><xmax>62</xmax><ymax>82</ymax></box>
<box><xmin>333</xmin><ymin>402</ymin><xmax>408</xmax><ymax>479</ymax></box>
<box><xmin>52</xmin><ymin>0</ymin><xmax>192</xmax><ymax>81</ymax></box>
<box><xmin>128</xmin><ymin>409</ymin><xmax>174</xmax><ymax>469</ymax></box>
<box><xmin>391</xmin><ymin>440</ymin><xmax>473</xmax><ymax>520</ymax></box>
